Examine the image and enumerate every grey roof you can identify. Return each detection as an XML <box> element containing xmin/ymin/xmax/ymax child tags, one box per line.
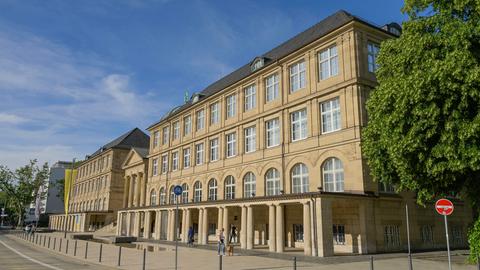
<box><xmin>87</xmin><ymin>128</ymin><xmax>150</xmax><ymax>160</ymax></box>
<box><xmin>148</xmin><ymin>10</ymin><xmax>392</xmax><ymax>130</ymax></box>
<box><xmin>132</xmin><ymin>147</ymin><xmax>149</xmax><ymax>159</ymax></box>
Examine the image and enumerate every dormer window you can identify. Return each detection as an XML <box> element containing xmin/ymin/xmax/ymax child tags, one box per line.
<box><xmin>251</xmin><ymin>57</ymin><xmax>266</xmax><ymax>72</ymax></box>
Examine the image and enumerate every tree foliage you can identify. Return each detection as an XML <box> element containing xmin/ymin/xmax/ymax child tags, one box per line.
<box><xmin>362</xmin><ymin>0</ymin><xmax>480</xmax><ymax>258</ymax></box>
<box><xmin>0</xmin><ymin>160</ymin><xmax>49</xmax><ymax>227</ymax></box>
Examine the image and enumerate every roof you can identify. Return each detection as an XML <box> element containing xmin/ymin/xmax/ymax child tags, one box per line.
<box><xmin>86</xmin><ymin>128</ymin><xmax>150</xmax><ymax>160</ymax></box>
<box><xmin>148</xmin><ymin>10</ymin><xmax>394</xmax><ymax>130</ymax></box>
<box><xmin>132</xmin><ymin>147</ymin><xmax>149</xmax><ymax>159</ymax></box>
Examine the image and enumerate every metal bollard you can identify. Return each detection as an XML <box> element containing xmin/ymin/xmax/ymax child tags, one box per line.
<box><xmin>99</xmin><ymin>244</ymin><xmax>103</xmax><ymax>263</ymax></box>
<box><xmin>74</xmin><ymin>240</ymin><xmax>77</xmax><ymax>256</ymax></box>
<box><xmin>293</xmin><ymin>256</ymin><xmax>297</xmax><ymax>270</ymax></box>
<box><xmin>142</xmin><ymin>248</ymin><xmax>146</xmax><ymax>270</ymax></box>
<box><xmin>370</xmin><ymin>256</ymin><xmax>374</xmax><ymax>270</ymax></box>
<box><xmin>85</xmin><ymin>242</ymin><xmax>89</xmax><ymax>259</ymax></box>
<box><xmin>117</xmin><ymin>246</ymin><xmax>122</xmax><ymax>266</ymax></box>
<box><xmin>66</xmin><ymin>239</ymin><xmax>69</xmax><ymax>254</ymax></box>
<box><xmin>43</xmin><ymin>236</ymin><xmax>46</xmax><ymax>247</ymax></box>
<box><xmin>53</xmin><ymin>238</ymin><xmax>56</xmax><ymax>250</ymax></box>
<box><xmin>48</xmin><ymin>237</ymin><xmax>51</xmax><ymax>249</ymax></box>
<box><xmin>219</xmin><ymin>254</ymin><xmax>223</xmax><ymax>270</ymax></box>
<box><xmin>59</xmin><ymin>238</ymin><xmax>62</xmax><ymax>252</ymax></box>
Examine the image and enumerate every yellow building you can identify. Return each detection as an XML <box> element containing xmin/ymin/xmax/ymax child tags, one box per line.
<box><xmin>88</xmin><ymin>10</ymin><xmax>470</xmax><ymax>256</ymax></box>
<box><xmin>50</xmin><ymin>128</ymin><xmax>149</xmax><ymax>232</ymax></box>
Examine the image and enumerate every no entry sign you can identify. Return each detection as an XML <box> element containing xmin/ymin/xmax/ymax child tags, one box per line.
<box><xmin>435</xmin><ymin>198</ymin><xmax>454</xmax><ymax>216</ymax></box>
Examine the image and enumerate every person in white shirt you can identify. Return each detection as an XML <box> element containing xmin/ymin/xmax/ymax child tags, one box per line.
<box><xmin>217</xmin><ymin>228</ymin><xmax>225</xmax><ymax>255</ymax></box>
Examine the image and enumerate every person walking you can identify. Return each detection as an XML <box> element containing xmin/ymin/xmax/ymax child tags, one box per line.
<box><xmin>229</xmin><ymin>224</ymin><xmax>237</xmax><ymax>243</ymax></box>
<box><xmin>217</xmin><ymin>228</ymin><xmax>225</xmax><ymax>256</ymax></box>
<box><xmin>187</xmin><ymin>226</ymin><xmax>194</xmax><ymax>247</ymax></box>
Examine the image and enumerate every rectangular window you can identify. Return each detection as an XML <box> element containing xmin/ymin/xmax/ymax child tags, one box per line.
<box><xmin>152</xmin><ymin>158</ymin><xmax>158</xmax><ymax>176</ymax></box>
<box><xmin>226</xmin><ymin>94</ymin><xmax>236</xmax><ymax>118</ymax></box>
<box><xmin>210</xmin><ymin>138</ymin><xmax>219</xmax><ymax>161</ymax></box>
<box><xmin>321</xmin><ymin>97</ymin><xmax>341</xmax><ymax>133</ymax></box>
<box><xmin>319</xmin><ymin>45</ymin><xmax>339</xmax><ymax>80</ymax></box>
<box><xmin>244</xmin><ymin>126</ymin><xmax>256</xmax><ymax>153</ymax></box>
<box><xmin>226</xmin><ymin>133</ymin><xmax>236</xmax><ymax>158</ymax></box>
<box><xmin>172</xmin><ymin>151</ymin><xmax>179</xmax><ymax>171</ymax></box>
<box><xmin>421</xmin><ymin>225</ymin><xmax>434</xmax><ymax>244</ymax></box>
<box><xmin>291</xmin><ymin>109</ymin><xmax>307</xmax><ymax>141</ymax></box>
<box><xmin>244</xmin><ymin>84</ymin><xmax>256</xmax><ymax>111</ymax></box>
<box><xmin>293</xmin><ymin>224</ymin><xmax>304</xmax><ymax>242</ymax></box>
<box><xmin>266</xmin><ymin>118</ymin><xmax>280</xmax><ymax>148</ymax></box>
<box><xmin>196</xmin><ymin>110</ymin><xmax>205</xmax><ymax>131</ymax></box>
<box><xmin>384</xmin><ymin>225</ymin><xmax>401</xmax><ymax>248</ymax></box>
<box><xmin>182</xmin><ymin>148</ymin><xmax>190</xmax><ymax>169</ymax></box>
<box><xmin>195</xmin><ymin>143</ymin><xmax>204</xmax><ymax>165</ymax></box>
<box><xmin>161</xmin><ymin>154</ymin><xmax>168</xmax><ymax>174</ymax></box>
<box><xmin>265</xmin><ymin>73</ymin><xmax>279</xmax><ymax>102</ymax></box>
<box><xmin>368</xmin><ymin>42</ymin><xmax>380</xmax><ymax>73</ymax></box>
<box><xmin>210</xmin><ymin>102</ymin><xmax>219</xmax><ymax>125</ymax></box>
<box><xmin>289</xmin><ymin>60</ymin><xmax>306</xmax><ymax>92</ymax></box>
<box><xmin>173</xmin><ymin>121</ymin><xmax>180</xmax><ymax>140</ymax></box>
<box><xmin>184</xmin><ymin>115</ymin><xmax>192</xmax><ymax>135</ymax></box>
<box><xmin>153</xmin><ymin>131</ymin><xmax>159</xmax><ymax>147</ymax></box>
<box><xmin>333</xmin><ymin>224</ymin><xmax>345</xmax><ymax>245</ymax></box>
<box><xmin>162</xmin><ymin>126</ymin><xmax>169</xmax><ymax>145</ymax></box>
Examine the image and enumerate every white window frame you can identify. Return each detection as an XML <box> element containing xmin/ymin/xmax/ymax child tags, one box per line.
<box><xmin>291</xmin><ymin>109</ymin><xmax>307</xmax><ymax>141</ymax></box>
<box><xmin>183</xmin><ymin>148</ymin><xmax>191</xmax><ymax>168</ymax></box>
<box><xmin>319</xmin><ymin>45</ymin><xmax>339</xmax><ymax>80</ymax></box>
<box><xmin>289</xmin><ymin>60</ymin><xmax>306</xmax><ymax>92</ymax></box>
<box><xmin>161</xmin><ymin>154</ymin><xmax>168</xmax><ymax>174</ymax></box>
<box><xmin>322</xmin><ymin>157</ymin><xmax>344</xmax><ymax>192</ymax></box>
<box><xmin>265</xmin><ymin>168</ymin><xmax>280</xmax><ymax>196</ymax></box>
<box><xmin>210</xmin><ymin>102</ymin><xmax>219</xmax><ymax>125</ymax></box>
<box><xmin>224</xmin><ymin>176</ymin><xmax>235</xmax><ymax>200</ymax></box>
<box><xmin>173</xmin><ymin>121</ymin><xmax>180</xmax><ymax>140</ymax></box>
<box><xmin>162</xmin><ymin>126</ymin><xmax>169</xmax><ymax>145</ymax></box>
<box><xmin>210</xmin><ymin>138</ymin><xmax>219</xmax><ymax>162</ymax></box>
<box><xmin>244</xmin><ymin>84</ymin><xmax>256</xmax><ymax>111</ymax></box>
<box><xmin>181</xmin><ymin>183</ymin><xmax>189</xmax><ymax>203</ymax></box>
<box><xmin>153</xmin><ymin>131</ymin><xmax>160</xmax><ymax>147</ymax></box>
<box><xmin>367</xmin><ymin>42</ymin><xmax>380</xmax><ymax>73</ymax></box>
<box><xmin>196</xmin><ymin>109</ymin><xmax>205</xmax><ymax>131</ymax></box>
<box><xmin>244</xmin><ymin>126</ymin><xmax>256</xmax><ymax>153</ymax></box>
<box><xmin>266</xmin><ymin>118</ymin><xmax>280</xmax><ymax>148</ymax></box>
<box><xmin>226</xmin><ymin>132</ymin><xmax>237</xmax><ymax>158</ymax></box>
<box><xmin>265</xmin><ymin>73</ymin><xmax>279</xmax><ymax>102</ymax></box>
<box><xmin>321</xmin><ymin>97</ymin><xmax>341</xmax><ymax>134</ymax></box>
<box><xmin>291</xmin><ymin>163</ymin><xmax>309</xmax><ymax>193</ymax></box>
<box><xmin>195</xmin><ymin>143</ymin><xmax>204</xmax><ymax>165</ymax></box>
<box><xmin>243</xmin><ymin>172</ymin><xmax>256</xmax><ymax>198</ymax></box>
<box><xmin>194</xmin><ymin>181</ymin><xmax>202</xmax><ymax>202</ymax></box>
<box><xmin>152</xmin><ymin>158</ymin><xmax>158</xmax><ymax>176</ymax></box>
<box><xmin>208</xmin><ymin>179</ymin><xmax>218</xmax><ymax>201</ymax></box>
<box><xmin>226</xmin><ymin>94</ymin><xmax>236</xmax><ymax>118</ymax></box>
<box><xmin>184</xmin><ymin>115</ymin><xmax>192</xmax><ymax>135</ymax></box>
<box><xmin>172</xmin><ymin>151</ymin><xmax>179</xmax><ymax>171</ymax></box>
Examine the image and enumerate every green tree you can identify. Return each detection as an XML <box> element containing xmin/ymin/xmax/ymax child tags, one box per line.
<box><xmin>362</xmin><ymin>0</ymin><xmax>480</xmax><ymax>261</ymax></box>
<box><xmin>0</xmin><ymin>160</ymin><xmax>50</xmax><ymax>227</ymax></box>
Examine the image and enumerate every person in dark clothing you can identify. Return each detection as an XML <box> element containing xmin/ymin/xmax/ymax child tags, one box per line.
<box><xmin>187</xmin><ymin>226</ymin><xmax>195</xmax><ymax>247</ymax></box>
<box><xmin>229</xmin><ymin>224</ymin><xmax>237</xmax><ymax>243</ymax></box>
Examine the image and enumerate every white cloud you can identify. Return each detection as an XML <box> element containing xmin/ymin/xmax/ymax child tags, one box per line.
<box><xmin>0</xmin><ymin>113</ymin><xmax>27</xmax><ymax>124</ymax></box>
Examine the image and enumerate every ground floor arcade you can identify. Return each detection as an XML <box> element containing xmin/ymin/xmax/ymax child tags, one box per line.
<box><xmin>49</xmin><ymin>211</ymin><xmax>114</xmax><ymax>232</ymax></box>
<box><xmin>116</xmin><ymin>193</ymin><xmax>472</xmax><ymax>256</ymax></box>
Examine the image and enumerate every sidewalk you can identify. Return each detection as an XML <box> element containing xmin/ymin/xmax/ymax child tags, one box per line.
<box><xmin>9</xmin><ymin>231</ymin><xmax>478</xmax><ymax>270</ymax></box>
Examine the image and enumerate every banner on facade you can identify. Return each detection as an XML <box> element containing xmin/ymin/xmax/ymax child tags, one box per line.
<box><xmin>64</xmin><ymin>169</ymin><xmax>77</xmax><ymax>215</ymax></box>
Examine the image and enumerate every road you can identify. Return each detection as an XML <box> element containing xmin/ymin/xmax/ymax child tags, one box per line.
<box><xmin>0</xmin><ymin>232</ymin><xmax>114</xmax><ymax>270</ymax></box>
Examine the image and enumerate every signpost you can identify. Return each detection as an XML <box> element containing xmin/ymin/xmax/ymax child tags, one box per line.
<box><xmin>173</xmin><ymin>185</ymin><xmax>183</xmax><ymax>270</ymax></box>
<box><xmin>435</xmin><ymin>199</ymin><xmax>454</xmax><ymax>270</ymax></box>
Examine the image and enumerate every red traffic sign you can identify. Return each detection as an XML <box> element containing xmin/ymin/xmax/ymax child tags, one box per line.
<box><xmin>435</xmin><ymin>199</ymin><xmax>454</xmax><ymax>216</ymax></box>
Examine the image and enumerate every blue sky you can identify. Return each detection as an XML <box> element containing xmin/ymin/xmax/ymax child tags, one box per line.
<box><xmin>0</xmin><ymin>0</ymin><xmax>407</xmax><ymax>169</ymax></box>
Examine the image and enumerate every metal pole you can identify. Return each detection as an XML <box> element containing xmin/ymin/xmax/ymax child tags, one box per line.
<box><xmin>142</xmin><ymin>248</ymin><xmax>146</xmax><ymax>270</ymax></box>
<box><xmin>85</xmin><ymin>241</ymin><xmax>89</xmax><ymax>259</ymax></box>
<box><xmin>444</xmin><ymin>215</ymin><xmax>452</xmax><ymax>270</ymax></box>
<box><xmin>370</xmin><ymin>256</ymin><xmax>374</xmax><ymax>270</ymax></box>
<box><xmin>406</xmin><ymin>204</ymin><xmax>413</xmax><ymax>270</ymax></box>
<box><xmin>59</xmin><ymin>238</ymin><xmax>62</xmax><ymax>251</ymax></box>
<box><xmin>74</xmin><ymin>240</ymin><xmax>77</xmax><ymax>256</ymax></box>
<box><xmin>175</xmin><ymin>196</ymin><xmax>179</xmax><ymax>270</ymax></box>
<box><xmin>219</xmin><ymin>254</ymin><xmax>223</xmax><ymax>270</ymax></box>
<box><xmin>99</xmin><ymin>244</ymin><xmax>103</xmax><ymax>262</ymax></box>
<box><xmin>53</xmin><ymin>237</ymin><xmax>56</xmax><ymax>250</ymax></box>
<box><xmin>48</xmin><ymin>236</ymin><xmax>51</xmax><ymax>248</ymax></box>
<box><xmin>66</xmin><ymin>239</ymin><xmax>69</xmax><ymax>254</ymax></box>
<box><xmin>117</xmin><ymin>246</ymin><xmax>122</xmax><ymax>266</ymax></box>
<box><xmin>293</xmin><ymin>256</ymin><xmax>297</xmax><ymax>270</ymax></box>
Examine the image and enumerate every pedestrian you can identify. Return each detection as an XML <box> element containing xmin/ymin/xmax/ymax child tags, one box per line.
<box><xmin>218</xmin><ymin>228</ymin><xmax>225</xmax><ymax>256</ymax></box>
<box><xmin>229</xmin><ymin>224</ymin><xmax>237</xmax><ymax>243</ymax></box>
<box><xmin>188</xmin><ymin>226</ymin><xmax>194</xmax><ymax>247</ymax></box>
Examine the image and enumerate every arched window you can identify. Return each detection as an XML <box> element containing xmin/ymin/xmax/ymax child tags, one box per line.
<box><xmin>322</xmin><ymin>158</ymin><xmax>344</xmax><ymax>192</ymax></box>
<box><xmin>194</xmin><ymin>181</ymin><xmax>202</xmax><ymax>202</ymax></box>
<box><xmin>150</xmin><ymin>189</ymin><xmax>157</xmax><ymax>206</ymax></box>
<box><xmin>291</xmin><ymin>163</ymin><xmax>309</xmax><ymax>193</ymax></box>
<box><xmin>169</xmin><ymin>186</ymin><xmax>176</xmax><ymax>204</ymax></box>
<box><xmin>243</xmin><ymin>172</ymin><xmax>256</xmax><ymax>198</ymax></box>
<box><xmin>224</xmin><ymin>176</ymin><xmax>235</xmax><ymax>200</ymax></box>
<box><xmin>159</xmin><ymin>187</ymin><xmax>166</xmax><ymax>205</ymax></box>
<box><xmin>181</xmin><ymin>183</ymin><xmax>189</xmax><ymax>204</ymax></box>
<box><xmin>208</xmin><ymin>179</ymin><xmax>218</xmax><ymax>201</ymax></box>
<box><xmin>265</xmin><ymin>168</ymin><xmax>280</xmax><ymax>196</ymax></box>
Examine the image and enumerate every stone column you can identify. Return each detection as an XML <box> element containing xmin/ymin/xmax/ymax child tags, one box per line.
<box><xmin>269</xmin><ymin>205</ymin><xmax>276</xmax><ymax>252</ymax></box>
<box><xmin>135</xmin><ymin>174</ymin><xmax>141</xmax><ymax>207</ymax></box>
<box><xmin>202</xmin><ymin>208</ymin><xmax>209</xmax><ymax>244</ymax></box>
<box><xmin>359</xmin><ymin>200</ymin><xmax>376</xmax><ymax>254</ymax></box>
<box><xmin>246</xmin><ymin>205</ymin><xmax>254</xmax><ymax>249</ymax></box>
<box><xmin>222</xmin><ymin>207</ymin><xmax>229</xmax><ymax>243</ymax></box>
<box><xmin>123</xmin><ymin>177</ymin><xmax>129</xmax><ymax>208</ymax></box>
<box><xmin>166</xmin><ymin>210</ymin><xmax>172</xmax><ymax>241</ymax></box>
<box><xmin>198</xmin><ymin>208</ymin><xmax>203</xmax><ymax>244</ymax></box>
<box><xmin>134</xmin><ymin>212</ymin><xmax>141</xmax><ymax>237</ymax></box>
<box><xmin>139</xmin><ymin>173</ymin><xmax>146</xmax><ymax>207</ymax></box>
<box><xmin>126</xmin><ymin>212</ymin><xmax>132</xmax><ymax>236</ymax></box>
<box><xmin>181</xmin><ymin>209</ymin><xmax>187</xmax><ymax>242</ymax></box>
<box><xmin>154</xmin><ymin>210</ymin><xmax>162</xmax><ymax>240</ymax></box>
<box><xmin>217</xmin><ymin>207</ymin><xmax>224</xmax><ymax>232</ymax></box>
<box><xmin>128</xmin><ymin>176</ymin><xmax>134</xmax><ymax>207</ymax></box>
<box><xmin>144</xmin><ymin>211</ymin><xmax>151</xmax><ymax>239</ymax></box>
<box><xmin>116</xmin><ymin>212</ymin><xmax>122</xmax><ymax>235</ymax></box>
<box><xmin>240</xmin><ymin>206</ymin><xmax>247</xmax><ymax>249</ymax></box>
<box><xmin>303</xmin><ymin>202</ymin><xmax>312</xmax><ymax>256</ymax></box>
<box><xmin>185</xmin><ymin>209</ymin><xmax>191</xmax><ymax>243</ymax></box>
<box><xmin>316</xmin><ymin>197</ymin><xmax>333</xmax><ymax>257</ymax></box>
<box><xmin>275</xmin><ymin>204</ymin><xmax>284</xmax><ymax>253</ymax></box>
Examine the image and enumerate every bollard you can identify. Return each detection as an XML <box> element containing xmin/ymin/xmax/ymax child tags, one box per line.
<box><xmin>370</xmin><ymin>256</ymin><xmax>374</xmax><ymax>270</ymax></box>
<box><xmin>142</xmin><ymin>248</ymin><xmax>146</xmax><ymax>270</ymax></box>
<box><xmin>219</xmin><ymin>254</ymin><xmax>223</xmax><ymax>270</ymax></box>
<box><xmin>293</xmin><ymin>256</ymin><xmax>297</xmax><ymax>270</ymax></box>
<box><xmin>66</xmin><ymin>239</ymin><xmax>69</xmax><ymax>254</ymax></box>
<box><xmin>99</xmin><ymin>244</ymin><xmax>103</xmax><ymax>263</ymax></box>
<box><xmin>53</xmin><ymin>238</ymin><xmax>56</xmax><ymax>250</ymax></box>
<box><xmin>74</xmin><ymin>240</ymin><xmax>77</xmax><ymax>256</ymax></box>
<box><xmin>59</xmin><ymin>238</ymin><xmax>62</xmax><ymax>252</ymax></box>
<box><xmin>408</xmin><ymin>253</ymin><xmax>413</xmax><ymax>270</ymax></box>
<box><xmin>43</xmin><ymin>236</ymin><xmax>46</xmax><ymax>247</ymax></box>
<box><xmin>35</xmin><ymin>235</ymin><xmax>38</xmax><ymax>244</ymax></box>
<box><xmin>117</xmin><ymin>246</ymin><xmax>122</xmax><ymax>266</ymax></box>
<box><xmin>48</xmin><ymin>237</ymin><xmax>51</xmax><ymax>249</ymax></box>
<box><xmin>85</xmin><ymin>242</ymin><xmax>89</xmax><ymax>259</ymax></box>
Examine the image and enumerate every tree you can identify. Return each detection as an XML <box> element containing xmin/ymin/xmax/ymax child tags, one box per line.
<box><xmin>362</xmin><ymin>0</ymin><xmax>480</xmax><ymax>261</ymax></box>
<box><xmin>0</xmin><ymin>160</ymin><xmax>49</xmax><ymax>227</ymax></box>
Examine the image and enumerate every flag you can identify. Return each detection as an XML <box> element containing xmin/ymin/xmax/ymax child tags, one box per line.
<box><xmin>64</xmin><ymin>169</ymin><xmax>77</xmax><ymax>215</ymax></box>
